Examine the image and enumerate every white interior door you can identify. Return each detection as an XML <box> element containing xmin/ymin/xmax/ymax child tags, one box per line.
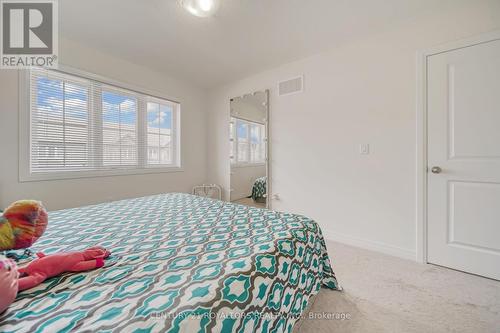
<box><xmin>427</xmin><ymin>38</ymin><xmax>500</xmax><ymax>280</ymax></box>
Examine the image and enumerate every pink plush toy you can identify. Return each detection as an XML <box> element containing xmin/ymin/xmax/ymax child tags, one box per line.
<box><xmin>0</xmin><ymin>254</ymin><xmax>18</xmax><ymax>313</ymax></box>
<box><xmin>18</xmin><ymin>246</ymin><xmax>111</xmax><ymax>291</ymax></box>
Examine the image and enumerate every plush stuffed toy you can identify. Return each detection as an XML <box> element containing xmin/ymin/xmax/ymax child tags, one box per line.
<box><xmin>0</xmin><ymin>200</ymin><xmax>48</xmax><ymax>251</ymax></box>
<box><xmin>18</xmin><ymin>246</ymin><xmax>111</xmax><ymax>291</ymax></box>
<box><xmin>0</xmin><ymin>254</ymin><xmax>19</xmax><ymax>313</ymax></box>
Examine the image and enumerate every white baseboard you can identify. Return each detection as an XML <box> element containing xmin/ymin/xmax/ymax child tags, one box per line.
<box><xmin>324</xmin><ymin>232</ymin><xmax>417</xmax><ymax>261</ymax></box>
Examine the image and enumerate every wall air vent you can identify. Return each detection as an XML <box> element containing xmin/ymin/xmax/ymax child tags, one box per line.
<box><xmin>278</xmin><ymin>76</ymin><xmax>303</xmax><ymax>96</ymax></box>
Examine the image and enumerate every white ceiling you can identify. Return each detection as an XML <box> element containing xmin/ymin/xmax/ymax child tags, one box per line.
<box><xmin>60</xmin><ymin>0</ymin><xmax>449</xmax><ymax>88</ymax></box>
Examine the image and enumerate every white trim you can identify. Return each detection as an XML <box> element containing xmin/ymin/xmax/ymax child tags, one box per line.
<box><xmin>21</xmin><ymin>166</ymin><xmax>185</xmax><ymax>182</ymax></box>
<box><xmin>416</xmin><ymin>29</ymin><xmax>500</xmax><ymax>263</ymax></box>
<box><xmin>231</xmin><ymin>163</ymin><xmax>266</xmax><ymax>169</ymax></box>
<box><xmin>265</xmin><ymin>89</ymin><xmax>271</xmax><ymax>209</ymax></box>
<box><xmin>18</xmin><ymin>66</ymin><xmax>183</xmax><ymax>182</ymax></box>
<box><xmin>416</xmin><ymin>49</ymin><xmax>428</xmax><ymax>263</ymax></box>
<box><xmin>18</xmin><ymin>70</ymin><xmax>31</xmax><ymax>182</ymax></box>
<box><xmin>174</xmin><ymin>103</ymin><xmax>182</xmax><ymax>171</ymax></box>
<box><xmin>325</xmin><ymin>233</ymin><xmax>416</xmax><ymax>261</ymax></box>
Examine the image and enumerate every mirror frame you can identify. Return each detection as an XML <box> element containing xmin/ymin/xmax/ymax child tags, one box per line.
<box><xmin>229</xmin><ymin>89</ymin><xmax>270</xmax><ymax>209</ymax></box>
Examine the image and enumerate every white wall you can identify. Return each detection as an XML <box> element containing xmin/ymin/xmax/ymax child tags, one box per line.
<box><xmin>0</xmin><ymin>38</ymin><xmax>208</xmax><ymax>210</ymax></box>
<box><xmin>207</xmin><ymin>1</ymin><xmax>500</xmax><ymax>260</ymax></box>
<box><xmin>231</xmin><ymin>165</ymin><xmax>266</xmax><ymax>201</ymax></box>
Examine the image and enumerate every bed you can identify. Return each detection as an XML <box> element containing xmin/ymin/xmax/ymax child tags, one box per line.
<box><xmin>251</xmin><ymin>177</ymin><xmax>267</xmax><ymax>202</ymax></box>
<box><xmin>0</xmin><ymin>193</ymin><xmax>339</xmax><ymax>332</ymax></box>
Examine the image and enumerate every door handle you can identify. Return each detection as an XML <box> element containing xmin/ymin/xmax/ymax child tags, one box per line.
<box><xmin>431</xmin><ymin>166</ymin><xmax>442</xmax><ymax>174</ymax></box>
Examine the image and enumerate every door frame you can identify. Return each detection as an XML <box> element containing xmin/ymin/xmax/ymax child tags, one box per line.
<box><xmin>416</xmin><ymin>30</ymin><xmax>500</xmax><ymax>263</ymax></box>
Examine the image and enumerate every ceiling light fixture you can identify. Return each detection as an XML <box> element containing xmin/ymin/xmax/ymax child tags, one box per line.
<box><xmin>180</xmin><ymin>0</ymin><xmax>220</xmax><ymax>18</ymax></box>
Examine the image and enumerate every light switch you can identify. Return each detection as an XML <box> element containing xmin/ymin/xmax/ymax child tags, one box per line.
<box><xmin>359</xmin><ymin>144</ymin><xmax>370</xmax><ymax>155</ymax></box>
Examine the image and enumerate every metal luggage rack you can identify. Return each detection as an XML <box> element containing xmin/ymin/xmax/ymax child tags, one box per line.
<box><xmin>192</xmin><ymin>184</ymin><xmax>222</xmax><ymax>200</ymax></box>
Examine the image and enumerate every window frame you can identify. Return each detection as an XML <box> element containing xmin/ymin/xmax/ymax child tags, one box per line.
<box><xmin>100</xmin><ymin>85</ymin><xmax>140</xmax><ymax>169</ymax></box>
<box><xmin>230</xmin><ymin>117</ymin><xmax>266</xmax><ymax>168</ymax></box>
<box><xmin>145</xmin><ymin>96</ymin><xmax>178</xmax><ymax>168</ymax></box>
<box><xmin>19</xmin><ymin>66</ymin><xmax>182</xmax><ymax>182</ymax></box>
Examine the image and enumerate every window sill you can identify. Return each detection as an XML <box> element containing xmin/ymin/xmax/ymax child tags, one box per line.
<box><xmin>19</xmin><ymin>166</ymin><xmax>183</xmax><ymax>182</ymax></box>
<box><xmin>231</xmin><ymin>163</ymin><xmax>266</xmax><ymax>169</ymax></box>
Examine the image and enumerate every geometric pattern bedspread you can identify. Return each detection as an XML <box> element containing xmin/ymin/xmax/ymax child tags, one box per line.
<box><xmin>251</xmin><ymin>177</ymin><xmax>267</xmax><ymax>201</ymax></box>
<box><xmin>0</xmin><ymin>193</ymin><xmax>339</xmax><ymax>333</ymax></box>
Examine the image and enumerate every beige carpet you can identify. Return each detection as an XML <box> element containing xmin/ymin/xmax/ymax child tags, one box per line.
<box><xmin>296</xmin><ymin>241</ymin><xmax>500</xmax><ymax>333</ymax></box>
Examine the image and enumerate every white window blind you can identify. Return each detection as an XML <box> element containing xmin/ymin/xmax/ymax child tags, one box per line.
<box><xmin>230</xmin><ymin>117</ymin><xmax>266</xmax><ymax>165</ymax></box>
<box><xmin>31</xmin><ymin>70</ymin><xmax>91</xmax><ymax>171</ymax></box>
<box><xmin>27</xmin><ymin>68</ymin><xmax>180</xmax><ymax>178</ymax></box>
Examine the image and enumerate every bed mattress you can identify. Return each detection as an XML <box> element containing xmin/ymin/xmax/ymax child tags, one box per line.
<box><xmin>0</xmin><ymin>193</ymin><xmax>339</xmax><ymax>332</ymax></box>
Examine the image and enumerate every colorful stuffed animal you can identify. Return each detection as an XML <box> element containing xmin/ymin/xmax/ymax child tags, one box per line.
<box><xmin>18</xmin><ymin>246</ymin><xmax>111</xmax><ymax>291</ymax></box>
<box><xmin>0</xmin><ymin>254</ymin><xmax>19</xmax><ymax>313</ymax></box>
<box><xmin>0</xmin><ymin>200</ymin><xmax>48</xmax><ymax>251</ymax></box>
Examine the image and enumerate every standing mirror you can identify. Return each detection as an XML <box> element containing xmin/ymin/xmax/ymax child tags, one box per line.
<box><xmin>229</xmin><ymin>90</ymin><xmax>269</xmax><ymax>208</ymax></box>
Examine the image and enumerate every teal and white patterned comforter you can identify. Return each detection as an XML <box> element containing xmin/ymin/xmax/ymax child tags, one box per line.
<box><xmin>0</xmin><ymin>193</ymin><xmax>339</xmax><ymax>333</ymax></box>
<box><xmin>251</xmin><ymin>177</ymin><xmax>267</xmax><ymax>201</ymax></box>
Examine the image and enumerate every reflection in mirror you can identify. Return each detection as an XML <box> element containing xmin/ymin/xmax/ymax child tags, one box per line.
<box><xmin>229</xmin><ymin>90</ymin><xmax>269</xmax><ymax>209</ymax></box>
